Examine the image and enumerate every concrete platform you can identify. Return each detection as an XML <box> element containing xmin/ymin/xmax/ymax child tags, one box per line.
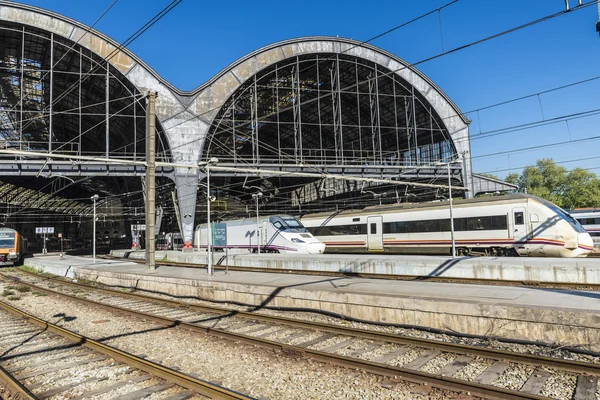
<box><xmin>112</xmin><ymin>249</ymin><xmax>600</xmax><ymax>285</ymax></box>
<box><xmin>21</xmin><ymin>254</ymin><xmax>600</xmax><ymax>352</ymax></box>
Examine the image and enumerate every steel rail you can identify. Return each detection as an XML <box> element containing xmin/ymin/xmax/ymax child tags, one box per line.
<box><xmin>0</xmin><ymin>272</ymin><xmax>551</xmax><ymax>400</ymax></box>
<box><xmin>0</xmin><ymin>362</ymin><xmax>37</xmax><ymax>400</ymax></box>
<box><xmin>112</xmin><ymin>256</ymin><xmax>600</xmax><ymax>291</ymax></box>
<box><xmin>0</xmin><ymin>295</ymin><xmax>252</xmax><ymax>400</ymax></box>
<box><xmin>12</xmin><ymin>269</ymin><xmax>600</xmax><ymax>375</ymax></box>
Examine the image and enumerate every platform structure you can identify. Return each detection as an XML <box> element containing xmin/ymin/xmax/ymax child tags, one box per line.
<box><xmin>112</xmin><ymin>249</ymin><xmax>600</xmax><ymax>285</ymax></box>
<box><xmin>23</xmin><ymin>254</ymin><xmax>600</xmax><ymax>352</ymax></box>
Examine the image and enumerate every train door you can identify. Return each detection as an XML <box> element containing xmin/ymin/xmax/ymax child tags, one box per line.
<box><xmin>511</xmin><ymin>207</ymin><xmax>527</xmax><ymax>241</ymax></box>
<box><xmin>366</xmin><ymin>216</ymin><xmax>384</xmax><ymax>251</ymax></box>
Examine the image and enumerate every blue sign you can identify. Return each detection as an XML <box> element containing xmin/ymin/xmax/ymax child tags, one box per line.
<box><xmin>213</xmin><ymin>223</ymin><xmax>227</xmax><ymax>246</ymax></box>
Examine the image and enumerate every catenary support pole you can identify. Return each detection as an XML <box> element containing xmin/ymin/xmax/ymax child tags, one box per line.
<box><xmin>448</xmin><ymin>162</ymin><xmax>456</xmax><ymax>258</ymax></box>
<box><xmin>206</xmin><ymin>164</ymin><xmax>212</xmax><ymax>275</ymax></box>
<box><xmin>253</xmin><ymin>192</ymin><xmax>263</xmax><ymax>255</ymax></box>
<box><xmin>92</xmin><ymin>194</ymin><xmax>98</xmax><ymax>263</ymax></box>
<box><xmin>145</xmin><ymin>92</ymin><xmax>157</xmax><ymax>271</ymax></box>
<box><xmin>256</xmin><ymin>195</ymin><xmax>260</xmax><ymax>255</ymax></box>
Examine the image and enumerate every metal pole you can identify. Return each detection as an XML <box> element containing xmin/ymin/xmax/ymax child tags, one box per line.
<box><xmin>256</xmin><ymin>195</ymin><xmax>260</xmax><ymax>255</ymax></box>
<box><xmin>105</xmin><ymin>62</ymin><xmax>110</xmax><ymax>158</ymax></box>
<box><xmin>92</xmin><ymin>195</ymin><xmax>97</xmax><ymax>263</ymax></box>
<box><xmin>448</xmin><ymin>162</ymin><xmax>456</xmax><ymax>258</ymax></box>
<box><xmin>145</xmin><ymin>92</ymin><xmax>157</xmax><ymax>271</ymax></box>
<box><xmin>206</xmin><ymin>164</ymin><xmax>212</xmax><ymax>275</ymax></box>
<box><xmin>49</xmin><ymin>33</ymin><xmax>53</xmax><ymax>154</ymax></box>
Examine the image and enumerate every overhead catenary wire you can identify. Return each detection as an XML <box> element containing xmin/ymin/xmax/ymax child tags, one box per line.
<box><xmin>108</xmin><ymin>1</ymin><xmax>599</xmax><ymax>177</ymax></box>
<box><xmin>150</xmin><ymin>0</ymin><xmax>599</xmax><ymax>150</ymax></box>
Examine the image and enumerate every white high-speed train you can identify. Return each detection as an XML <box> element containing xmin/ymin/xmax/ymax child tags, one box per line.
<box><xmin>299</xmin><ymin>194</ymin><xmax>593</xmax><ymax>258</ymax></box>
<box><xmin>194</xmin><ymin>215</ymin><xmax>325</xmax><ymax>254</ymax></box>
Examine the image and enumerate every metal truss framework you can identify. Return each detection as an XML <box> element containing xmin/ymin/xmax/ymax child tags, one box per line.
<box><xmin>206</xmin><ymin>53</ymin><xmax>456</xmax><ymax>167</ymax></box>
<box><xmin>0</xmin><ymin>22</ymin><xmax>171</xmax><ymax>161</ymax></box>
<box><xmin>0</xmin><ymin>20</ymin><xmax>175</xmax><ymax>226</ymax></box>
<box><xmin>203</xmin><ymin>53</ymin><xmax>462</xmax><ymax>211</ymax></box>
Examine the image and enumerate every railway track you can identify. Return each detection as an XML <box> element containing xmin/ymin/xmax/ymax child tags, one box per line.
<box><xmin>0</xmin><ymin>293</ymin><xmax>252</xmax><ymax>400</ymax></box>
<box><xmin>107</xmin><ymin>256</ymin><xmax>600</xmax><ymax>291</ymax></box>
<box><xmin>5</xmin><ymin>269</ymin><xmax>600</xmax><ymax>399</ymax></box>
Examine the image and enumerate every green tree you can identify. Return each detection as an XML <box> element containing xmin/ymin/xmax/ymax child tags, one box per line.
<box><xmin>562</xmin><ymin>168</ymin><xmax>600</xmax><ymax>209</ymax></box>
<box><xmin>505</xmin><ymin>173</ymin><xmax>520</xmax><ymax>185</ymax></box>
<box><xmin>517</xmin><ymin>159</ymin><xmax>567</xmax><ymax>206</ymax></box>
<box><xmin>505</xmin><ymin>159</ymin><xmax>600</xmax><ymax>209</ymax></box>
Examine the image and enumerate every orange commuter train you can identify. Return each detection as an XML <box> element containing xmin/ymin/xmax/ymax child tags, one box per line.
<box><xmin>0</xmin><ymin>227</ymin><xmax>27</xmax><ymax>266</ymax></box>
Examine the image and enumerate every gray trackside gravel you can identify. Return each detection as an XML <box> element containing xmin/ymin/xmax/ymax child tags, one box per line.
<box><xmin>0</xmin><ymin>279</ymin><xmax>461</xmax><ymax>400</ymax></box>
<box><xmin>490</xmin><ymin>363</ymin><xmax>535</xmax><ymax>390</ymax></box>
<box><xmin>7</xmin><ymin>270</ymin><xmax>600</xmax><ymax>400</ymax></box>
<box><xmin>418</xmin><ymin>352</ymin><xmax>457</xmax><ymax>374</ymax></box>
<box><xmin>539</xmin><ymin>368</ymin><xmax>577</xmax><ymax>400</ymax></box>
<box><xmin>452</xmin><ymin>357</ymin><xmax>495</xmax><ymax>381</ymax></box>
<box><xmin>28</xmin><ymin>269</ymin><xmax>600</xmax><ymax>365</ymax></box>
<box><xmin>387</xmin><ymin>348</ymin><xmax>423</xmax><ymax>367</ymax></box>
<box><xmin>11</xmin><ymin>270</ymin><xmax>600</xmax><ymax>365</ymax></box>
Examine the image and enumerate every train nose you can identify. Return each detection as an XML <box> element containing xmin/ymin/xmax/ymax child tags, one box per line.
<box><xmin>578</xmin><ymin>232</ymin><xmax>594</xmax><ymax>250</ymax></box>
<box><xmin>306</xmin><ymin>242</ymin><xmax>326</xmax><ymax>254</ymax></box>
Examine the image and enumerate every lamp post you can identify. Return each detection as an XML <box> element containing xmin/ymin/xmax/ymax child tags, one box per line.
<box><xmin>204</xmin><ymin>157</ymin><xmax>219</xmax><ymax>275</ymax></box>
<box><xmin>91</xmin><ymin>194</ymin><xmax>99</xmax><ymax>263</ymax></box>
<box><xmin>447</xmin><ymin>162</ymin><xmax>456</xmax><ymax>258</ymax></box>
<box><xmin>251</xmin><ymin>192</ymin><xmax>263</xmax><ymax>254</ymax></box>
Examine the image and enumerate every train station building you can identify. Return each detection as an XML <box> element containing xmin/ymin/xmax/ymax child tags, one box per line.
<box><xmin>0</xmin><ymin>1</ymin><xmax>515</xmax><ymax>248</ymax></box>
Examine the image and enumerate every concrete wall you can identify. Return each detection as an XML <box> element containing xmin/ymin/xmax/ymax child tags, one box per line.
<box><xmin>113</xmin><ymin>250</ymin><xmax>600</xmax><ymax>284</ymax></box>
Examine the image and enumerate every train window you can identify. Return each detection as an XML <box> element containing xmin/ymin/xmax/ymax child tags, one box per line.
<box><xmin>273</xmin><ymin>221</ymin><xmax>284</xmax><ymax>230</ymax></box>
<box><xmin>309</xmin><ymin>224</ymin><xmax>367</xmax><ymax>236</ymax></box>
<box><xmin>590</xmin><ymin>232</ymin><xmax>600</xmax><ymax>236</ymax></box>
<box><xmin>370</xmin><ymin>223</ymin><xmax>377</xmax><ymax>234</ymax></box>
<box><xmin>467</xmin><ymin>217</ymin><xmax>486</xmax><ymax>230</ymax></box>
<box><xmin>530</xmin><ymin>214</ymin><xmax>539</xmax><ymax>223</ymax></box>
<box><xmin>383</xmin><ymin>215</ymin><xmax>508</xmax><ymax>233</ymax></box>
<box><xmin>353</xmin><ymin>218</ymin><xmax>360</xmax><ymax>222</ymax></box>
<box><xmin>491</xmin><ymin>215</ymin><xmax>508</xmax><ymax>230</ymax></box>
<box><xmin>281</xmin><ymin>217</ymin><xmax>303</xmax><ymax>228</ymax></box>
<box><xmin>582</xmin><ymin>218</ymin><xmax>600</xmax><ymax>225</ymax></box>
<box><xmin>514</xmin><ymin>212</ymin><xmax>524</xmax><ymax>225</ymax></box>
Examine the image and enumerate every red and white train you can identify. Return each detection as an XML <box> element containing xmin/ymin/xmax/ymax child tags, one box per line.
<box><xmin>300</xmin><ymin>194</ymin><xmax>593</xmax><ymax>258</ymax></box>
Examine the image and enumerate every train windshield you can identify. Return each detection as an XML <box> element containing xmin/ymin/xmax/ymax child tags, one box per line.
<box><xmin>271</xmin><ymin>216</ymin><xmax>308</xmax><ymax>233</ymax></box>
<box><xmin>545</xmin><ymin>203</ymin><xmax>587</xmax><ymax>233</ymax></box>
<box><xmin>0</xmin><ymin>232</ymin><xmax>15</xmax><ymax>248</ymax></box>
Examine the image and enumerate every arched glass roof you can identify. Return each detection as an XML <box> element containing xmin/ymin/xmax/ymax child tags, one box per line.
<box><xmin>205</xmin><ymin>53</ymin><xmax>456</xmax><ymax>166</ymax></box>
<box><xmin>0</xmin><ymin>21</ymin><xmax>170</xmax><ymax>161</ymax></box>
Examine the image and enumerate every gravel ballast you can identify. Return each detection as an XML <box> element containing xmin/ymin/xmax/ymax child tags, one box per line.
<box><xmin>0</xmin><ymin>279</ymin><xmax>462</xmax><ymax>399</ymax></box>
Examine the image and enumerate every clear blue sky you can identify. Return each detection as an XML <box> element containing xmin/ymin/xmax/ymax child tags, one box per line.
<box><xmin>16</xmin><ymin>0</ymin><xmax>600</xmax><ymax>179</ymax></box>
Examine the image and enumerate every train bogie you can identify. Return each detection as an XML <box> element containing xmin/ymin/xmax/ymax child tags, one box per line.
<box><xmin>300</xmin><ymin>194</ymin><xmax>592</xmax><ymax>258</ymax></box>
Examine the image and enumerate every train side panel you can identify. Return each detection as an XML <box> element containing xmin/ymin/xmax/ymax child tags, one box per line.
<box><xmin>194</xmin><ymin>216</ymin><xmax>325</xmax><ymax>254</ymax></box>
<box><xmin>301</xmin><ymin>195</ymin><xmax>591</xmax><ymax>258</ymax></box>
